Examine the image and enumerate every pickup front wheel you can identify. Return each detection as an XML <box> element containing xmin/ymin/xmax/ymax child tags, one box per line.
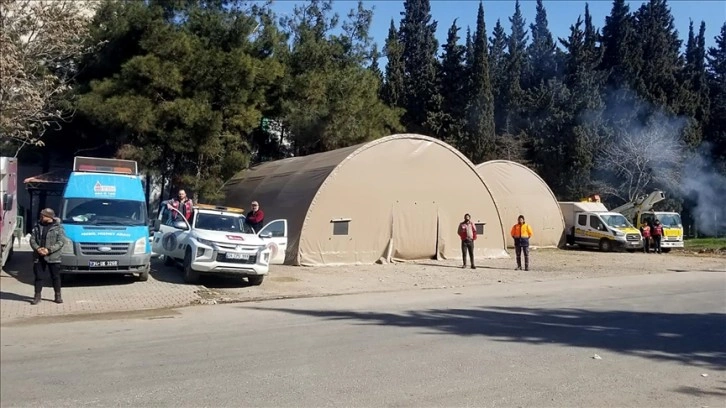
<box><xmin>247</xmin><ymin>275</ymin><xmax>264</xmax><ymax>286</ymax></box>
<box><xmin>183</xmin><ymin>250</ymin><xmax>200</xmax><ymax>284</ymax></box>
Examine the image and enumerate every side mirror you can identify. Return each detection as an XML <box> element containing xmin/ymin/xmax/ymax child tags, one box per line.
<box><xmin>259</xmin><ymin>231</ymin><xmax>273</xmax><ymax>238</ymax></box>
<box><xmin>173</xmin><ymin>220</ymin><xmax>189</xmax><ymax>230</ymax></box>
<box><xmin>2</xmin><ymin>193</ymin><xmax>13</xmax><ymax>211</ymax></box>
<box><xmin>150</xmin><ymin>219</ymin><xmax>161</xmax><ymax>232</ymax></box>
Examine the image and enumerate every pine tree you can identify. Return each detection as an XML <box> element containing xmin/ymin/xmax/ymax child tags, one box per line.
<box><xmin>398</xmin><ymin>0</ymin><xmax>441</xmax><ymax>134</ymax></box>
<box><xmin>439</xmin><ymin>19</ymin><xmax>467</xmax><ymax>145</ymax></box>
<box><xmin>526</xmin><ymin>0</ymin><xmax>558</xmax><ymax>87</ymax></box>
<box><xmin>706</xmin><ymin>23</ymin><xmax>726</xmax><ymax>171</ymax></box>
<box><xmin>600</xmin><ymin>0</ymin><xmax>641</xmax><ymax>89</ymax></box>
<box><xmin>634</xmin><ymin>0</ymin><xmax>687</xmax><ymax>115</ymax></box>
<box><xmin>489</xmin><ymin>19</ymin><xmax>508</xmax><ymax>135</ymax></box>
<box><xmin>464</xmin><ymin>1</ymin><xmax>496</xmax><ymax>163</ymax></box>
<box><xmin>503</xmin><ymin>0</ymin><xmax>528</xmax><ymax>135</ymax></box>
<box><xmin>369</xmin><ymin>43</ymin><xmax>383</xmax><ymax>84</ymax></box>
<box><xmin>381</xmin><ymin>19</ymin><xmax>405</xmax><ymax>108</ymax></box>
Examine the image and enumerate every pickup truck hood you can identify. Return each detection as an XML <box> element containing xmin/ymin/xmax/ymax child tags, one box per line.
<box><xmin>192</xmin><ymin>230</ymin><xmax>265</xmax><ymax>246</ymax></box>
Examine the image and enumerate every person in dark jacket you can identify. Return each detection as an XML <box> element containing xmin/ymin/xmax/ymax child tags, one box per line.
<box><xmin>245</xmin><ymin>201</ymin><xmax>265</xmax><ymax>232</ymax></box>
<box><xmin>29</xmin><ymin>208</ymin><xmax>66</xmax><ymax>305</ymax></box>
<box><xmin>458</xmin><ymin>213</ymin><xmax>477</xmax><ymax>269</ymax></box>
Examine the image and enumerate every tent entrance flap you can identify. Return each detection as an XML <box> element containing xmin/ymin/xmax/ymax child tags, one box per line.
<box><xmin>391</xmin><ymin>201</ymin><xmax>438</xmax><ymax>261</ymax></box>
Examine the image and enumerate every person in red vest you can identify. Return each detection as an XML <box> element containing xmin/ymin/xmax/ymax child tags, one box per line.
<box><xmin>651</xmin><ymin>219</ymin><xmax>664</xmax><ymax>254</ymax></box>
<box><xmin>458</xmin><ymin>213</ymin><xmax>477</xmax><ymax>269</ymax></box>
<box><xmin>640</xmin><ymin>221</ymin><xmax>652</xmax><ymax>253</ymax></box>
<box><xmin>167</xmin><ymin>189</ymin><xmax>193</xmax><ymax>222</ymax></box>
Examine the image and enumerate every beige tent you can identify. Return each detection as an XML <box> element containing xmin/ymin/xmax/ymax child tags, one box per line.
<box><xmin>475</xmin><ymin>160</ymin><xmax>565</xmax><ymax>248</ymax></box>
<box><xmin>222</xmin><ymin>134</ymin><xmax>508</xmax><ymax>266</ymax></box>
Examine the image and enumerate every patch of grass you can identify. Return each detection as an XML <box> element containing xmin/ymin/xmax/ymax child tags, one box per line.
<box><xmin>684</xmin><ymin>238</ymin><xmax>726</xmax><ymax>250</ymax></box>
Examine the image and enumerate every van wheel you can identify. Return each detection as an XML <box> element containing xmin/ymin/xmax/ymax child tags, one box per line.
<box><xmin>662</xmin><ymin>248</ymin><xmax>671</xmax><ymax>253</ymax></box>
<box><xmin>183</xmin><ymin>250</ymin><xmax>200</xmax><ymax>284</ymax></box>
<box><xmin>566</xmin><ymin>234</ymin><xmax>575</xmax><ymax>246</ymax></box>
<box><xmin>138</xmin><ymin>265</ymin><xmax>150</xmax><ymax>282</ymax></box>
<box><xmin>247</xmin><ymin>275</ymin><xmax>264</xmax><ymax>286</ymax></box>
<box><xmin>599</xmin><ymin>239</ymin><xmax>613</xmax><ymax>252</ymax></box>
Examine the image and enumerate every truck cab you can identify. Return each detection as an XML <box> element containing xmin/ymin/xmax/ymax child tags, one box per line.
<box><xmin>639</xmin><ymin>211</ymin><xmax>684</xmax><ymax>252</ymax></box>
<box><xmin>151</xmin><ymin>203</ymin><xmax>287</xmax><ymax>285</ymax></box>
<box><xmin>1</xmin><ymin>157</ymin><xmax>18</xmax><ymax>269</ymax></box>
<box><xmin>560</xmin><ymin>202</ymin><xmax>643</xmax><ymax>252</ymax></box>
<box><xmin>58</xmin><ymin>157</ymin><xmax>151</xmax><ymax>281</ymax></box>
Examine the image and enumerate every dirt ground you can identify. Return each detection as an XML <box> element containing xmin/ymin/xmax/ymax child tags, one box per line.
<box><xmin>195</xmin><ymin>248</ymin><xmax>726</xmax><ymax>304</ymax></box>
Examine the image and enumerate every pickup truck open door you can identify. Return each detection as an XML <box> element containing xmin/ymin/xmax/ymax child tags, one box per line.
<box><xmin>257</xmin><ymin>219</ymin><xmax>288</xmax><ymax>264</ymax></box>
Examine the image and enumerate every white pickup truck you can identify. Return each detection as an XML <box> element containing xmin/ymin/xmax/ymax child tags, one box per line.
<box><xmin>151</xmin><ymin>203</ymin><xmax>287</xmax><ymax>285</ymax></box>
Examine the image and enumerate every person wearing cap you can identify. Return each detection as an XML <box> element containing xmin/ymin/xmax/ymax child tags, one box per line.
<box><xmin>511</xmin><ymin>215</ymin><xmax>533</xmax><ymax>271</ymax></box>
<box><xmin>652</xmin><ymin>219</ymin><xmax>664</xmax><ymax>254</ymax></box>
<box><xmin>245</xmin><ymin>201</ymin><xmax>265</xmax><ymax>232</ymax></box>
<box><xmin>458</xmin><ymin>213</ymin><xmax>477</xmax><ymax>269</ymax></box>
<box><xmin>28</xmin><ymin>208</ymin><xmax>66</xmax><ymax>304</ymax></box>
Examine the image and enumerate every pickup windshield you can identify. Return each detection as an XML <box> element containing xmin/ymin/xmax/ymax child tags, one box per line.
<box><xmin>601</xmin><ymin>214</ymin><xmax>632</xmax><ymax>228</ymax></box>
<box><xmin>656</xmin><ymin>213</ymin><xmax>682</xmax><ymax>227</ymax></box>
<box><xmin>62</xmin><ymin>198</ymin><xmax>147</xmax><ymax>226</ymax></box>
<box><xmin>194</xmin><ymin>212</ymin><xmax>255</xmax><ymax>234</ymax></box>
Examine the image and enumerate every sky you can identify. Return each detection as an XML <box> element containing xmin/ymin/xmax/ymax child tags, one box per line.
<box><xmin>266</xmin><ymin>0</ymin><xmax>726</xmax><ymax>58</ymax></box>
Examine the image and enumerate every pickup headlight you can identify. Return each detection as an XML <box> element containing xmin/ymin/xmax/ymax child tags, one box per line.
<box><xmin>61</xmin><ymin>237</ymin><xmax>74</xmax><ymax>255</ymax></box>
<box><xmin>133</xmin><ymin>237</ymin><xmax>147</xmax><ymax>254</ymax></box>
<box><xmin>196</xmin><ymin>238</ymin><xmax>216</xmax><ymax>248</ymax></box>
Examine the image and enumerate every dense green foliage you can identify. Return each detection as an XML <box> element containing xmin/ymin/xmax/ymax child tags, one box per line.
<box><xmin>7</xmin><ymin>0</ymin><xmax>726</xmax><ymax>220</ymax></box>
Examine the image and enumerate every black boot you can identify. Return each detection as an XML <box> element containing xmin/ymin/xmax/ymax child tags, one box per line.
<box><xmin>30</xmin><ymin>292</ymin><xmax>41</xmax><ymax>305</ymax></box>
<box><xmin>54</xmin><ymin>291</ymin><xmax>63</xmax><ymax>304</ymax></box>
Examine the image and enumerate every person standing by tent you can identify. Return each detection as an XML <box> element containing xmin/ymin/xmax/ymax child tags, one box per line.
<box><xmin>458</xmin><ymin>213</ymin><xmax>477</xmax><ymax>269</ymax></box>
<box><xmin>245</xmin><ymin>201</ymin><xmax>265</xmax><ymax>232</ymax></box>
<box><xmin>511</xmin><ymin>215</ymin><xmax>533</xmax><ymax>271</ymax></box>
<box><xmin>167</xmin><ymin>189</ymin><xmax>193</xmax><ymax>222</ymax></box>
<box><xmin>640</xmin><ymin>221</ymin><xmax>652</xmax><ymax>253</ymax></box>
<box><xmin>29</xmin><ymin>208</ymin><xmax>66</xmax><ymax>305</ymax></box>
<box><xmin>652</xmin><ymin>219</ymin><xmax>664</xmax><ymax>254</ymax></box>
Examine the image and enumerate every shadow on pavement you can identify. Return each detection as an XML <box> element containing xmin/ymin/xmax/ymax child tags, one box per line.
<box><xmin>0</xmin><ymin>290</ymin><xmax>33</xmax><ymax>303</ymax></box>
<box><xmin>257</xmin><ymin>305</ymin><xmax>726</xmax><ymax>370</ymax></box>
<box><xmin>150</xmin><ymin>258</ymin><xmax>253</xmax><ymax>288</ymax></box>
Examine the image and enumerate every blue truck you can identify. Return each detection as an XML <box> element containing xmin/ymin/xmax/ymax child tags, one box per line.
<box><xmin>58</xmin><ymin>157</ymin><xmax>151</xmax><ymax>281</ymax></box>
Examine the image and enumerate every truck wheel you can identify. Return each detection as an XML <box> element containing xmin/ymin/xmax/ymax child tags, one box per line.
<box><xmin>599</xmin><ymin>238</ymin><xmax>613</xmax><ymax>252</ymax></box>
<box><xmin>183</xmin><ymin>250</ymin><xmax>200</xmax><ymax>284</ymax></box>
<box><xmin>5</xmin><ymin>237</ymin><xmax>14</xmax><ymax>265</ymax></box>
<box><xmin>164</xmin><ymin>254</ymin><xmax>176</xmax><ymax>266</ymax></box>
<box><xmin>662</xmin><ymin>248</ymin><xmax>671</xmax><ymax>253</ymax></box>
<box><xmin>247</xmin><ymin>275</ymin><xmax>264</xmax><ymax>286</ymax></box>
<box><xmin>138</xmin><ymin>265</ymin><xmax>150</xmax><ymax>282</ymax></box>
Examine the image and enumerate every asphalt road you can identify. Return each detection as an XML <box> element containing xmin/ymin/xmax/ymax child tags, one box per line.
<box><xmin>1</xmin><ymin>272</ymin><xmax>725</xmax><ymax>407</ymax></box>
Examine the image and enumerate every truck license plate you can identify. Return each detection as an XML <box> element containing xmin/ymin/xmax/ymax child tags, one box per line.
<box><xmin>89</xmin><ymin>260</ymin><xmax>118</xmax><ymax>267</ymax></box>
<box><xmin>225</xmin><ymin>253</ymin><xmax>249</xmax><ymax>260</ymax></box>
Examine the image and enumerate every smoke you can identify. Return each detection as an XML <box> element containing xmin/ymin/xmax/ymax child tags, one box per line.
<box><xmin>678</xmin><ymin>143</ymin><xmax>726</xmax><ymax>236</ymax></box>
<box><xmin>587</xmin><ymin>87</ymin><xmax>726</xmax><ymax>236</ymax></box>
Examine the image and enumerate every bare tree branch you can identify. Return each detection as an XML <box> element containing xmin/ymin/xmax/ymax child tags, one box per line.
<box><xmin>0</xmin><ymin>0</ymin><xmax>100</xmax><ymax>155</ymax></box>
<box><xmin>596</xmin><ymin>114</ymin><xmax>685</xmax><ymax>202</ymax></box>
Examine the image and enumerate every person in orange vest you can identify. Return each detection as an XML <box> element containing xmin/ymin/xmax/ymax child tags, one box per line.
<box><xmin>510</xmin><ymin>215</ymin><xmax>533</xmax><ymax>271</ymax></box>
<box><xmin>458</xmin><ymin>213</ymin><xmax>477</xmax><ymax>269</ymax></box>
<box><xmin>652</xmin><ymin>219</ymin><xmax>664</xmax><ymax>254</ymax></box>
<box><xmin>640</xmin><ymin>221</ymin><xmax>652</xmax><ymax>253</ymax></box>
